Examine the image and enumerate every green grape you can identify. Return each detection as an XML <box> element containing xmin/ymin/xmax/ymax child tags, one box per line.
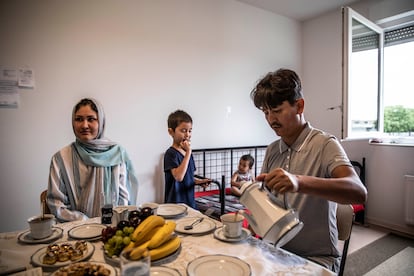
<box><xmin>108</xmin><ymin>237</ymin><xmax>116</xmax><ymax>246</ymax></box>
<box><xmin>123</xmin><ymin>236</ymin><xmax>131</xmax><ymax>245</ymax></box>
<box><xmin>106</xmin><ymin>248</ymin><xmax>115</xmax><ymax>257</ymax></box>
<box><xmin>104</xmin><ymin>227</ymin><xmax>132</xmax><ymax>258</ymax></box>
<box><xmin>114</xmin><ymin>235</ymin><xmax>123</xmax><ymax>246</ymax></box>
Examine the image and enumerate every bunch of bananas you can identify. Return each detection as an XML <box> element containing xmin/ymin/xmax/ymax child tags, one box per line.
<box><xmin>122</xmin><ymin>215</ymin><xmax>181</xmax><ymax>261</ymax></box>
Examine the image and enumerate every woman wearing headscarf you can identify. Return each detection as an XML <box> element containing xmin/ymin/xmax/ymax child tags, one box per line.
<box><xmin>47</xmin><ymin>98</ymin><xmax>139</xmax><ymax>222</ymax></box>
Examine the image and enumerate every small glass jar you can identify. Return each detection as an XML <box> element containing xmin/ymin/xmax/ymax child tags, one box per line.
<box><xmin>101</xmin><ymin>204</ymin><xmax>113</xmax><ymax>225</ymax></box>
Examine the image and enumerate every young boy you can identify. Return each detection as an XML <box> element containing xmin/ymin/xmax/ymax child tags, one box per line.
<box><xmin>163</xmin><ymin>110</ymin><xmax>211</xmax><ymax>208</ymax></box>
<box><xmin>230</xmin><ymin>154</ymin><xmax>255</xmax><ymax>196</ymax></box>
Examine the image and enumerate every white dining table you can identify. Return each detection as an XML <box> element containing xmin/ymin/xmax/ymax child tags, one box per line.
<box><xmin>0</xmin><ymin>204</ymin><xmax>335</xmax><ymax>275</ymax></box>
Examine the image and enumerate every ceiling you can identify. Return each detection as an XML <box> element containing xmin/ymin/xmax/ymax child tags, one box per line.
<box><xmin>236</xmin><ymin>0</ymin><xmax>360</xmax><ymax>21</ymax></box>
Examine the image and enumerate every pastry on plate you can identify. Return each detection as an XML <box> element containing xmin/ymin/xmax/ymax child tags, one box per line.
<box><xmin>47</xmin><ymin>243</ymin><xmax>60</xmax><ymax>254</ymax></box>
<box><xmin>57</xmin><ymin>250</ymin><xmax>70</xmax><ymax>262</ymax></box>
<box><xmin>70</xmin><ymin>248</ymin><xmax>84</xmax><ymax>261</ymax></box>
<box><xmin>43</xmin><ymin>251</ymin><xmax>57</xmax><ymax>265</ymax></box>
<box><xmin>75</xmin><ymin>240</ymin><xmax>88</xmax><ymax>251</ymax></box>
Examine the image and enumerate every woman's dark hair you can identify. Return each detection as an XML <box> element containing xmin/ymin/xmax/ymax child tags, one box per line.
<box><xmin>167</xmin><ymin>110</ymin><xmax>193</xmax><ymax>130</ymax></box>
<box><xmin>74</xmin><ymin>98</ymin><xmax>98</xmax><ymax>114</ymax></box>
<box><xmin>250</xmin><ymin>68</ymin><xmax>303</xmax><ymax>110</ymax></box>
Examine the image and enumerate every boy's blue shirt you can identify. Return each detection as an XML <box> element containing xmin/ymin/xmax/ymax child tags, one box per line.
<box><xmin>163</xmin><ymin>147</ymin><xmax>197</xmax><ymax>208</ymax></box>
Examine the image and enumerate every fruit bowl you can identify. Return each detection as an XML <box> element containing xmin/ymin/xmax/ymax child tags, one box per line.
<box><xmin>101</xmin><ymin>215</ymin><xmax>181</xmax><ymax>267</ymax></box>
<box><xmin>103</xmin><ymin>244</ymin><xmax>181</xmax><ymax>267</ymax></box>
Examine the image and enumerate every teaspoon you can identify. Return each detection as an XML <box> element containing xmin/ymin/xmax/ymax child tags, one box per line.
<box><xmin>184</xmin><ymin>217</ymin><xmax>204</xmax><ymax>230</ymax></box>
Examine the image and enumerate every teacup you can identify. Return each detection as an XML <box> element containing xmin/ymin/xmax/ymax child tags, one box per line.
<box><xmin>27</xmin><ymin>214</ymin><xmax>55</xmax><ymax>239</ymax></box>
<box><xmin>220</xmin><ymin>213</ymin><xmax>245</xmax><ymax>238</ymax></box>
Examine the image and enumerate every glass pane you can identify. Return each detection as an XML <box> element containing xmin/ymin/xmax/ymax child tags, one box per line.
<box><xmin>349</xmin><ymin>19</ymin><xmax>380</xmax><ymax>134</ymax></box>
<box><xmin>383</xmin><ymin>41</ymin><xmax>414</xmax><ymax>136</ymax></box>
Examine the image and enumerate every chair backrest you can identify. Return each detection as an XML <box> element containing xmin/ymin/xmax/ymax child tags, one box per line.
<box><xmin>350</xmin><ymin>158</ymin><xmax>367</xmax><ymax>225</ymax></box>
<box><xmin>40</xmin><ymin>190</ymin><xmax>51</xmax><ymax>214</ymax></box>
<box><xmin>350</xmin><ymin>158</ymin><xmax>366</xmax><ymax>184</ymax></box>
<box><xmin>336</xmin><ymin>204</ymin><xmax>354</xmax><ymax>276</ymax></box>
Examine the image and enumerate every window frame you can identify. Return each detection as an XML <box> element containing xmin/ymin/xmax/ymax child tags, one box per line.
<box><xmin>342</xmin><ymin>6</ymin><xmax>384</xmax><ymax>140</ymax></box>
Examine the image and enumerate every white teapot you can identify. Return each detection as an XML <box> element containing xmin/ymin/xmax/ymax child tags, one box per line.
<box><xmin>239</xmin><ymin>181</ymin><xmax>303</xmax><ymax>247</ymax></box>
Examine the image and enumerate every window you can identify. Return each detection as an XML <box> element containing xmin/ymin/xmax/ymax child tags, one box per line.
<box><xmin>342</xmin><ymin>7</ymin><xmax>414</xmax><ymax>144</ymax></box>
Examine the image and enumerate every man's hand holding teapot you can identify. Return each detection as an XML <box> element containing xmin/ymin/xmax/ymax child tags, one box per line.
<box><xmin>256</xmin><ymin>168</ymin><xmax>299</xmax><ymax>194</ymax></box>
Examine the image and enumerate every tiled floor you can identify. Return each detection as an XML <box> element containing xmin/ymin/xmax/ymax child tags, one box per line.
<box><xmin>347</xmin><ymin>224</ymin><xmax>389</xmax><ymax>254</ymax></box>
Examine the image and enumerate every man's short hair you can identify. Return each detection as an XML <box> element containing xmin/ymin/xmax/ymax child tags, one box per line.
<box><xmin>251</xmin><ymin>68</ymin><xmax>303</xmax><ymax>110</ymax></box>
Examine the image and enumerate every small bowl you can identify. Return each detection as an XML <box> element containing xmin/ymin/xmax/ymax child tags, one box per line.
<box><xmin>27</xmin><ymin>214</ymin><xmax>55</xmax><ymax>239</ymax></box>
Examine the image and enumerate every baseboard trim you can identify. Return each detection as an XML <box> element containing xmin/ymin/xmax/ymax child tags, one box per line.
<box><xmin>366</xmin><ymin>217</ymin><xmax>414</xmax><ymax>239</ymax></box>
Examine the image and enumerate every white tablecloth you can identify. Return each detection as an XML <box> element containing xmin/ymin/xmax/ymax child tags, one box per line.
<box><xmin>0</xmin><ymin>205</ymin><xmax>334</xmax><ymax>275</ymax></box>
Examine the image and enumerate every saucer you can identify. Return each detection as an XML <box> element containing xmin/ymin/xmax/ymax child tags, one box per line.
<box><xmin>213</xmin><ymin>227</ymin><xmax>250</xmax><ymax>243</ymax></box>
<box><xmin>18</xmin><ymin>227</ymin><xmax>63</xmax><ymax>244</ymax></box>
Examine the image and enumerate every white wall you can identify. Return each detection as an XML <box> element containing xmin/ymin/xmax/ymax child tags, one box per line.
<box><xmin>0</xmin><ymin>0</ymin><xmax>301</xmax><ymax>232</ymax></box>
<box><xmin>302</xmin><ymin>0</ymin><xmax>414</xmax><ymax>236</ymax></box>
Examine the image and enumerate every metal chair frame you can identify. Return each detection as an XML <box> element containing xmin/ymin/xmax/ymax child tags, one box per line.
<box><xmin>350</xmin><ymin>158</ymin><xmax>366</xmax><ymax>225</ymax></box>
<box><xmin>336</xmin><ymin>204</ymin><xmax>354</xmax><ymax>276</ymax></box>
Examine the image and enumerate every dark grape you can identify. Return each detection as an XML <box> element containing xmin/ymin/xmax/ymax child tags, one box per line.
<box><xmin>101</xmin><ymin>228</ymin><xmax>108</xmax><ymax>242</ymax></box>
<box><xmin>139</xmin><ymin>207</ymin><xmax>153</xmax><ymax>220</ymax></box>
<box><xmin>129</xmin><ymin>216</ymin><xmax>140</xmax><ymax>228</ymax></box>
<box><xmin>128</xmin><ymin>210</ymin><xmax>140</xmax><ymax>221</ymax></box>
<box><xmin>101</xmin><ymin>226</ymin><xmax>117</xmax><ymax>242</ymax></box>
<box><xmin>117</xmin><ymin>220</ymin><xmax>130</xmax><ymax>230</ymax></box>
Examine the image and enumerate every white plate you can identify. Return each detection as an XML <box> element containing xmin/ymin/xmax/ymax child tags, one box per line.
<box><xmin>157</xmin><ymin>204</ymin><xmax>187</xmax><ymax>218</ymax></box>
<box><xmin>18</xmin><ymin>227</ymin><xmax>63</xmax><ymax>244</ymax></box>
<box><xmin>187</xmin><ymin>255</ymin><xmax>251</xmax><ymax>276</ymax></box>
<box><xmin>31</xmin><ymin>241</ymin><xmax>94</xmax><ymax>269</ymax></box>
<box><xmin>213</xmin><ymin>227</ymin><xmax>251</xmax><ymax>243</ymax></box>
<box><xmin>51</xmin><ymin>261</ymin><xmax>117</xmax><ymax>276</ymax></box>
<box><xmin>151</xmin><ymin>266</ymin><xmax>181</xmax><ymax>275</ymax></box>
<box><xmin>175</xmin><ymin>217</ymin><xmax>216</xmax><ymax>235</ymax></box>
<box><xmin>68</xmin><ymin>223</ymin><xmax>106</xmax><ymax>240</ymax></box>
